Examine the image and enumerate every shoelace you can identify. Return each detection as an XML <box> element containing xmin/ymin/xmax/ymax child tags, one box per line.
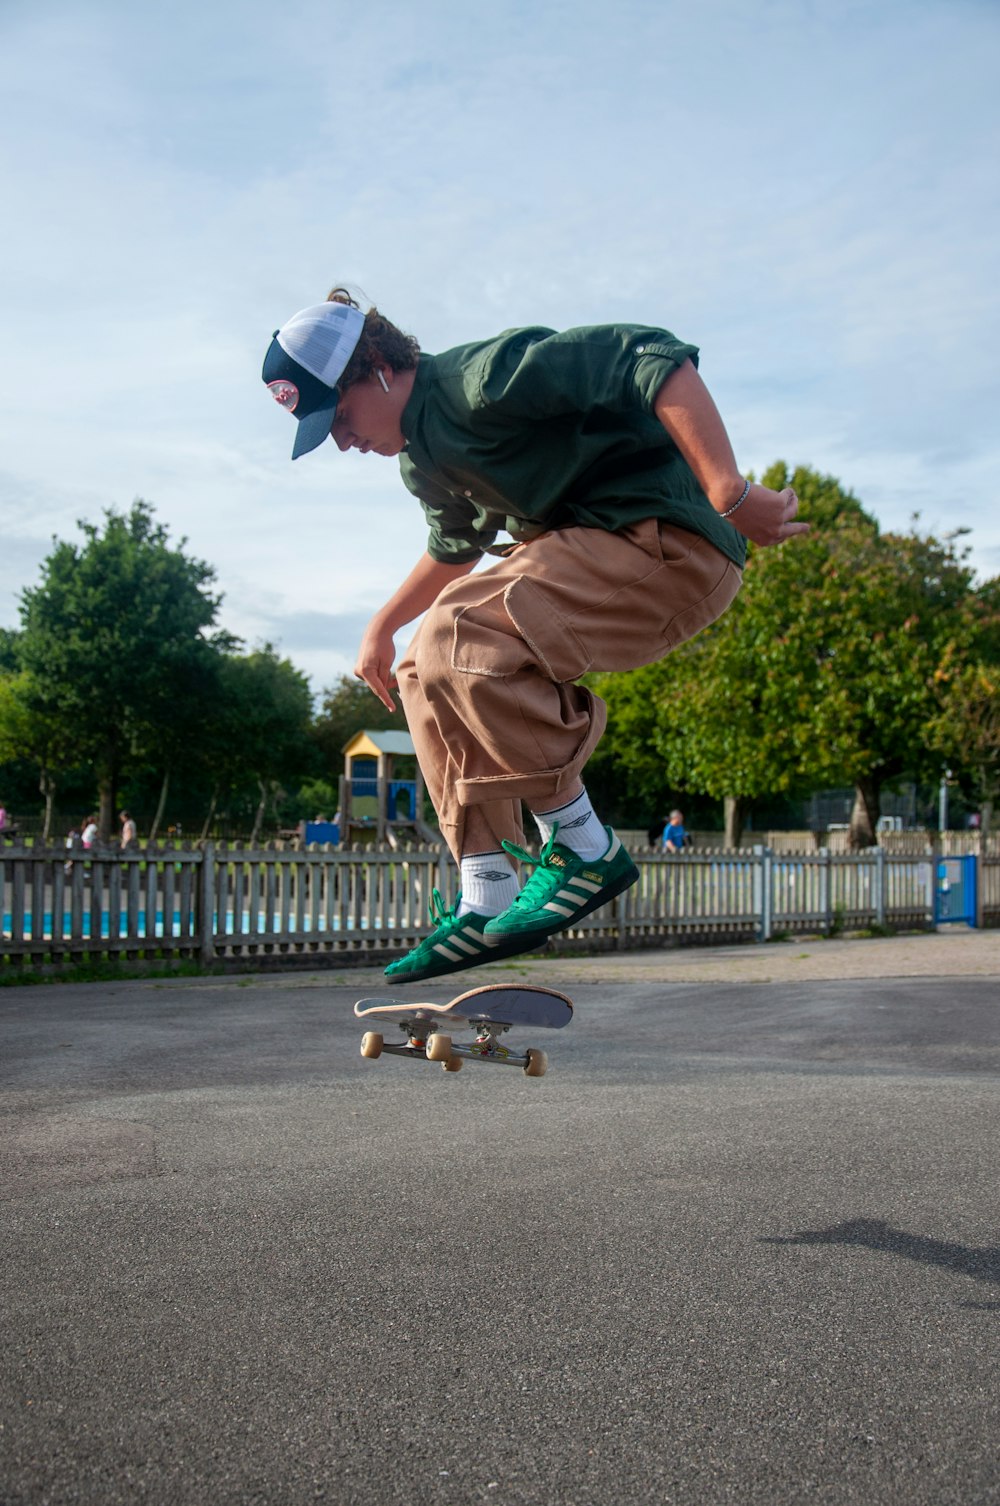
<box><xmin>500</xmin><ymin>826</ymin><xmax>565</xmax><ymax>908</ymax></box>
<box><xmin>427</xmin><ymin>886</ymin><xmax>462</xmax><ymax>930</ymax></box>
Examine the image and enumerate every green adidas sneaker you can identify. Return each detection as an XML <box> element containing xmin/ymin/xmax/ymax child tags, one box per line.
<box><xmin>384</xmin><ymin>888</ymin><xmax>541</xmax><ymax>984</ymax></box>
<box><xmin>483</xmin><ymin>825</ymin><xmax>639</xmax><ymax>940</ymax></box>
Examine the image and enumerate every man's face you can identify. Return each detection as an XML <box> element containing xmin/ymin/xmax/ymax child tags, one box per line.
<box><xmin>330</xmin><ymin>373</ymin><xmax>406</xmax><ymax>457</ymax></box>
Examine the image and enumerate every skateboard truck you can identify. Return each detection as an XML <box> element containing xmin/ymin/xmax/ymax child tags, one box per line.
<box><xmin>360</xmin><ymin>1016</ymin><xmax>467</xmax><ymax>1073</ymax></box>
<box><xmin>360</xmin><ymin>1014</ymin><xmax>546</xmax><ymax>1075</ymax></box>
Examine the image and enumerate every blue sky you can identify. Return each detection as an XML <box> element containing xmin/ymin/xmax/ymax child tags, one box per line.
<box><xmin>3</xmin><ymin>0</ymin><xmax>998</xmax><ymax>696</ymax></box>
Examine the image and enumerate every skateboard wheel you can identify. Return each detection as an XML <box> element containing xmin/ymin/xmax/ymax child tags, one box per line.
<box><xmin>442</xmin><ymin>1055</ymin><xmax>463</xmax><ymax>1073</ymax></box>
<box><xmin>523</xmin><ymin>1048</ymin><xmax>548</xmax><ymax>1077</ymax></box>
<box><xmin>426</xmin><ymin>1033</ymin><xmax>452</xmax><ymax>1062</ymax></box>
<box><xmin>360</xmin><ymin>1032</ymin><xmax>384</xmax><ymax>1059</ymax></box>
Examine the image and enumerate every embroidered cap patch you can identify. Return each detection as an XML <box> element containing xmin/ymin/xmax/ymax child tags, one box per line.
<box><xmin>268</xmin><ymin>379</ymin><xmax>300</xmax><ymax>411</ymax></box>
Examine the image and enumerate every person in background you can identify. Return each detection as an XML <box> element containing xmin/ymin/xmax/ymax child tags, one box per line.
<box><xmin>661</xmin><ymin>809</ymin><xmax>688</xmax><ymax>853</ymax></box>
<box><xmin>81</xmin><ymin>816</ymin><xmax>98</xmax><ymax>850</ymax></box>
<box><xmin>119</xmin><ymin>809</ymin><xmax>137</xmax><ymax>847</ymax></box>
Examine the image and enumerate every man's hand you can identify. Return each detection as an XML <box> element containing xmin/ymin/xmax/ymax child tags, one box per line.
<box><xmin>350</xmin><ymin>551</ymin><xmax>480</xmax><ymax>714</ymax></box>
<box><xmin>732</xmin><ymin>484</ymin><xmax>810</xmax><ymax>548</ymax></box>
<box><xmin>354</xmin><ymin>618</ymin><xmax>398</xmax><ymax>712</ymax></box>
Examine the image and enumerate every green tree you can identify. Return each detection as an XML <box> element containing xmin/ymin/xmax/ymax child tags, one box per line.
<box><xmin>927</xmin><ymin>660</ymin><xmax>1000</xmax><ymax>834</ymax></box>
<box><xmin>17</xmin><ymin>502</ymin><xmax>224</xmax><ymax>840</ymax></box>
<box><xmin>800</xmin><ymin>518</ymin><xmax>975</xmax><ymax>845</ymax></box>
<box><xmin>0</xmin><ymin>669</ymin><xmax>82</xmax><ymax>840</ymax></box>
<box><xmin>204</xmin><ymin>646</ymin><xmax>315</xmax><ymax>844</ymax></box>
<box><xmin>0</xmin><ymin>629</ymin><xmax>20</xmax><ymax>672</ymax></box>
<box><xmin>135</xmin><ymin>636</ymin><xmax>233</xmax><ymax>842</ymax></box>
<box><xmin>926</xmin><ymin>578</ymin><xmax>1000</xmax><ymax>833</ymax></box>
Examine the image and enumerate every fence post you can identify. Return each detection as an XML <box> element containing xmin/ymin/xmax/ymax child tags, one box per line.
<box><xmin>972</xmin><ymin>833</ymin><xmax>984</xmax><ymax>929</ymax></box>
<box><xmin>199</xmin><ymin>842</ymin><xmax>216</xmax><ymax>966</ymax></box>
<box><xmin>926</xmin><ymin>843</ymin><xmax>938</xmax><ymax>926</ymax></box>
<box><xmin>874</xmin><ymin>846</ymin><xmax>886</xmax><ymax>928</ymax></box>
<box><xmin>754</xmin><ymin>846</ymin><xmax>773</xmax><ymax>941</ymax></box>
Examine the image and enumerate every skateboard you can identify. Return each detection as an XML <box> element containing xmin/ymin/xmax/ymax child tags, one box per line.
<box><xmin>354</xmin><ymin>982</ymin><xmax>573</xmax><ymax>1076</ymax></box>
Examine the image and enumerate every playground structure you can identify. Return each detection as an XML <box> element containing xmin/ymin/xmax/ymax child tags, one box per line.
<box><xmin>335</xmin><ymin>730</ymin><xmax>440</xmax><ymax>847</ymax></box>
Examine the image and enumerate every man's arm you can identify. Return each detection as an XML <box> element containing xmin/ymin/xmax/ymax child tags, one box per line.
<box><xmin>652</xmin><ymin>360</ymin><xmax>810</xmax><ymax>548</ymax></box>
<box><xmin>354</xmin><ymin>551</ymin><xmax>479</xmax><ymax>710</ymax></box>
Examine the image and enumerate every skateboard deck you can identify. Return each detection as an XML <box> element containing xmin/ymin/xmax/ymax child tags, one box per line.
<box><xmin>354</xmin><ymin>982</ymin><xmax>573</xmax><ymax>1076</ymax></box>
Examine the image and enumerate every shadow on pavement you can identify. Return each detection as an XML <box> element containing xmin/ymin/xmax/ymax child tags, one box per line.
<box><xmin>763</xmin><ymin>1217</ymin><xmax>1000</xmax><ymax>1286</ymax></box>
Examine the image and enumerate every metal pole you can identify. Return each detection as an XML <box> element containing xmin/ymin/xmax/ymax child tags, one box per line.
<box><xmin>938</xmin><ymin>768</ymin><xmax>951</xmax><ymax>834</ymax></box>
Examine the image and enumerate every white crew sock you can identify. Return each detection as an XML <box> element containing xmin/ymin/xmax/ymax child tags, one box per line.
<box><xmin>457</xmin><ymin>851</ymin><xmax>520</xmax><ymax>916</ymax></box>
<box><xmin>532</xmin><ymin>788</ymin><xmax>608</xmax><ymax>859</ymax></box>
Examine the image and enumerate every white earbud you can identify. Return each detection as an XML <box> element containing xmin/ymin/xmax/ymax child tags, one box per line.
<box><xmin>376</xmin><ymin>369</ymin><xmax>390</xmax><ymax>393</ymax></box>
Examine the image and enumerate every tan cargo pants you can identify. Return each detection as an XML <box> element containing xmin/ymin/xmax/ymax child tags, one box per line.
<box><xmin>396</xmin><ymin>518</ymin><xmax>742</xmax><ymax>863</ymax></box>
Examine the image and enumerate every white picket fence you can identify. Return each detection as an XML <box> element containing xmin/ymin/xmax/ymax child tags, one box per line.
<box><xmin>1</xmin><ymin>839</ymin><xmax>996</xmax><ymax>972</ymax></box>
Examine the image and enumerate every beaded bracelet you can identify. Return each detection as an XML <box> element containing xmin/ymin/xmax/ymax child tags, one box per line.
<box><xmin>720</xmin><ymin>478</ymin><xmax>751</xmax><ymax>519</ymax></box>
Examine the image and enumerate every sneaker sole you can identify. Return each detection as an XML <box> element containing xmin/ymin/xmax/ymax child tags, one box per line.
<box><xmin>385</xmin><ymin>932</ymin><xmax>549</xmax><ymax>984</ymax></box>
<box><xmin>485</xmin><ymin>863</ymin><xmax>640</xmax><ymax>940</ymax></box>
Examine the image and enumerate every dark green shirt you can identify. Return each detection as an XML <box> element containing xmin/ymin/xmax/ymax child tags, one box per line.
<box><xmin>398</xmin><ymin>323</ymin><xmax>747</xmax><ymax>569</ymax></box>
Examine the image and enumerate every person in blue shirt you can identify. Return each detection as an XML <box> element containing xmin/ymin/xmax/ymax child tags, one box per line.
<box><xmin>661</xmin><ymin>810</ymin><xmax>687</xmax><ymax>853</ymax></box>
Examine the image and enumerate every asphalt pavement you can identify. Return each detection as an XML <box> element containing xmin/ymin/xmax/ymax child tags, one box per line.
<box><xmin>1</xmin><ymin>944</ymin><xmax>998</xmax><ymax>1506</ymax></box>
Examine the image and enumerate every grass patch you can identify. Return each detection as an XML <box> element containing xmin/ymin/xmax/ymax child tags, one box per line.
<box><xmin>0</xmin><ymin>956</ymin><xmax>218</xmax><ymax>987</ymax></box>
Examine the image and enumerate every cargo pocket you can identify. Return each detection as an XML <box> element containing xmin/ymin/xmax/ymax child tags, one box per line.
<box><xmin>451</xmin><ymin>576</ymin><xmax>594</xmax><ymax>684</ymax></box>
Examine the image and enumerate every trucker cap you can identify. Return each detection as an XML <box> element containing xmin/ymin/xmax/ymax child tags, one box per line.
<box><xmin>262</xmin><ymin>301</ymin><xmax>366</xmax><ymax>459</ymax></box>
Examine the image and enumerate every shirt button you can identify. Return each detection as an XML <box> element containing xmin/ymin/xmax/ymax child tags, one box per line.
<box><xmin>636</xmin><ymin>345</ymin><xmax>645</xmax><ymax>354</ymax></box>
<box><xmin>464</xmin><ymin>489</ymin><xmax>473</xmax><ymax>497</ymax></box>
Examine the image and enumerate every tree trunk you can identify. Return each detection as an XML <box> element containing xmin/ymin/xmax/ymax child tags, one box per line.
<box><xmin>848</xmin><ymin>777</ymin><xmax>880</xmax><ymax>851</ymax></box>
<box><xmin>98</xmin><ymin>780</ymin><xmax>116</xmax><ymax>844</ymax></box>
<box><xmin>39</xmin><ymin>771</ymin><xmax>56</xmax><ymax>844</ymax></box>
<box><xmin>724</xmin><ymin>795</ymin><xmax>750</xmax><ymax>850</ymax></box>
<box><xmin>149</xmin><ymin>768</ymin><xmax>170</xmax><ymax>843</ymax></box>
<box><xmin>200</xmin><ymin>785</ymin><xmax>219</xmax><ymax>843</ymax></box>
<box><xmin>249</xmin><ymin>779</ymin><xmax>269</xmax><ymax>847</ymax></box>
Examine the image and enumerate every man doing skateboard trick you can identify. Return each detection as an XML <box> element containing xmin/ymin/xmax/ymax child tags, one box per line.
<box><xmin>263</xmin><ymin>291</ymin><xmax>809</xmax><ymax>982</ymax></box>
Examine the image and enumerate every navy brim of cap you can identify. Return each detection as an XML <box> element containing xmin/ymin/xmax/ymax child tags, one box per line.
<box><xmin>291</xmin><ymin>398</ymin><xmax>339</xmax><ymax>459</ymax></box>
<box><xmin>262</xmin><ymin>333</ymin><xmax>340</xmax><ymax>460</ymax></box>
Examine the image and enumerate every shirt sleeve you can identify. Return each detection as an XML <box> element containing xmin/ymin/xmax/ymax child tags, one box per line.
<box><xmin>398</xmin><ymin>453</ymin><xmax>496</xmax><ymax>563</ymax></box>
<box><xmin>474</xmin><ymin>325</ymin><xmax>700</xmax><ymax>422</ymax></box>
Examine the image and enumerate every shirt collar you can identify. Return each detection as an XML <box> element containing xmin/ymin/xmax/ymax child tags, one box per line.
<box><xmin>399</xmin><ymin>352</ymin><xmax>433</xmax><ymax>447</ymax></box>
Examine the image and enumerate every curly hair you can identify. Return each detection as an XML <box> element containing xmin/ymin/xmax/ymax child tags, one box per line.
<box><xmin>327</xmin><ymin>286</ymin><xmax>420</xmax><ymax>390</ymax></box>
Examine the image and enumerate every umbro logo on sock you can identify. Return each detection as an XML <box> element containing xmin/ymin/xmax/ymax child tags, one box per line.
<box><xmin>558</xmin><ymin>812</ymin><xmax>594</xmax><ymax>832</ymax></box>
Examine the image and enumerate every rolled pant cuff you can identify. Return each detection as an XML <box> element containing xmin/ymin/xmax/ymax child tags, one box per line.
<box><xmin>457</xmin><ymin>766</ymin><xmax>589</xmax><ymax>806</ymax></box>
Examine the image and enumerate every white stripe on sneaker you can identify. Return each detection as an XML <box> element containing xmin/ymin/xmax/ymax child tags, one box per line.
<box><xmin>453</xmin><ymin>934</ymin><xmax>493</xmax><ymax>955</ymax></box>
<box><xmin>432</xmin><ymin>942</ymin><xmax>466</xmax><ymax>961</ymax></box>
<box><xmin>433</xmin><ymin>928</ymin><xmax>495</xmax><ymax>960</ymax></box>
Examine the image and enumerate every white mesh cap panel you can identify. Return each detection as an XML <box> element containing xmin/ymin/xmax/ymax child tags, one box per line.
<box><xmin>276</xmin><ymin>303</ymin><xmax>365</xmax><ymax>387</ymax></box>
